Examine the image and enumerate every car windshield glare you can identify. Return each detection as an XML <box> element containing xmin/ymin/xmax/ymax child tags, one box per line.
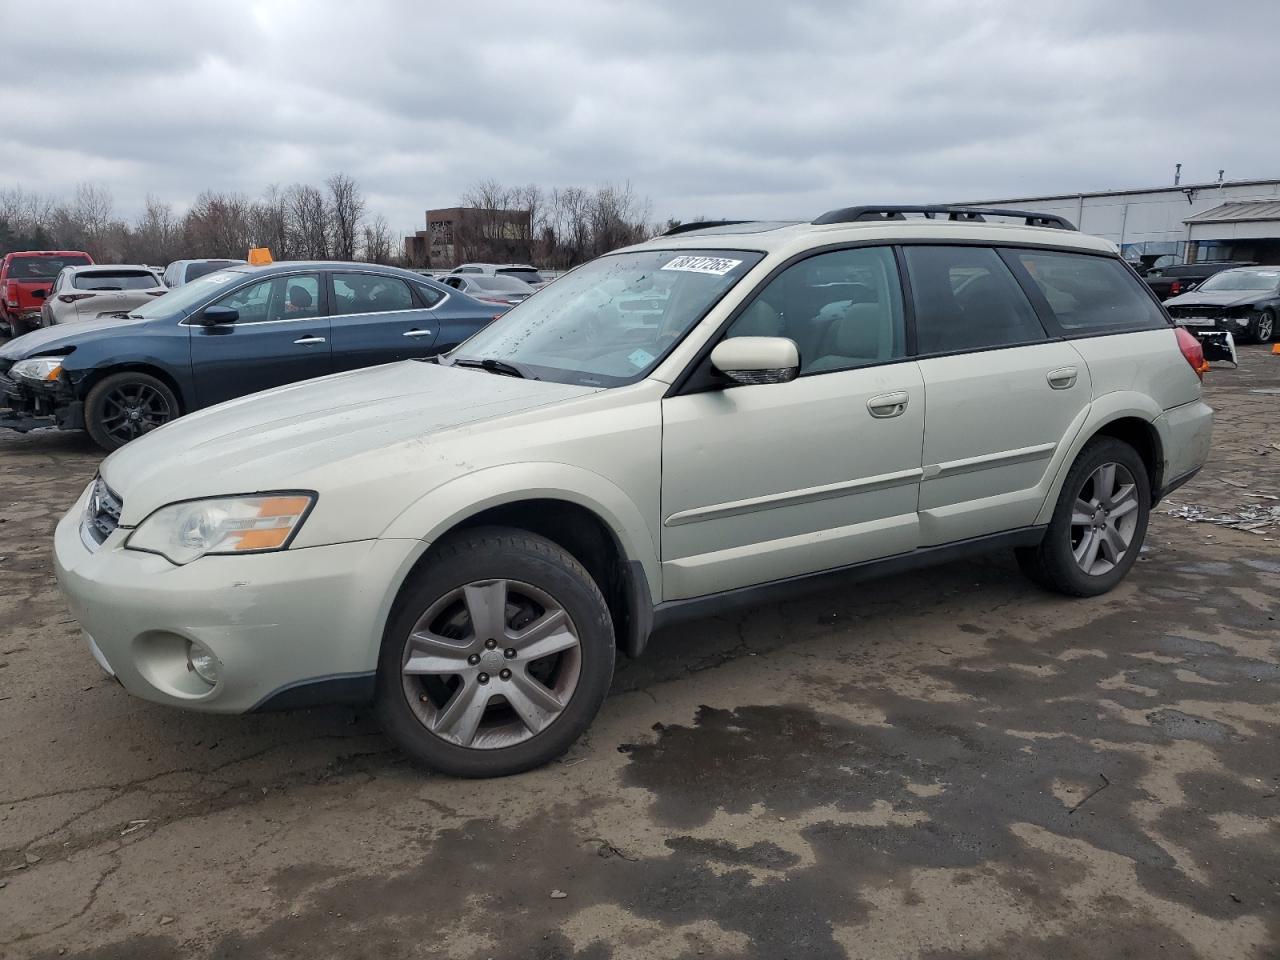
<box><xmin>1197</xmin><ymin>269</ymin><xmax>1279</xmax><ymax>292</ymax></box>
<box><xmin>449</xmin><ymin>249</ymin><xmax>763</xmax><ymax>386</ymax></box>
<box><xmin>127</xmin><ymin>270</ymin><xmax>245</xmax><ymax>318</ymax></box>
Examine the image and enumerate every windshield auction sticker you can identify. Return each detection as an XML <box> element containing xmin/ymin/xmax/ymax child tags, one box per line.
<box><xmin>661</xmin><ymin>255</ymin><xmax>743</xmax><ymax>276</ymax></box>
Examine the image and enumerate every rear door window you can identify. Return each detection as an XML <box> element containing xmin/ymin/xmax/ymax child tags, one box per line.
<box><xmin>903</xmin><ymin>246</ymin><xmax>1045</xmax><ymax>354</ymax></box>
<box><xmin>1008</xmin><ymin>249</ymin><xmax>1167</xmax><ymax>333</ymax></box>
<box><xmin>330</xmin><ymin>273</ymin><xmax>415</xmax><ymax>316</ymax></box>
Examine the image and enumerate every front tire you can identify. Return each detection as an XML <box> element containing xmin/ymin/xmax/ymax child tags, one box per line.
<box><xmin>375</xmin><ymin>527</ymin><xmax>615</xmax><ymax>777</ymax></box>
<box><xmin>84</xmin><ymin>371</ymin><xmax>180</xmax><ymax>451</ymax></box>
<box><xmin>1246</xmin><ymin>309</ymin><xmax>1275</xmax><ymax>344</ymax></box>
<box><xmin>1016</xmin><ymin>437</ymin><xmax>1150</xmax><ymax>597</ymax></box>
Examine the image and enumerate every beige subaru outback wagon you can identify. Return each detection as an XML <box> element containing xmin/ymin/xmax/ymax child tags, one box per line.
<box><xmin>55</xmin><ymin>205</ymin><xmax>1213</xmax><ymax>777</ymax></box>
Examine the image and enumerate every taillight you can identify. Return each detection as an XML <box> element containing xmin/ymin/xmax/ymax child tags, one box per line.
<box><xmin>58</xmin><ymin>293</ymin><xmax>95</xmax><ymax>303</ymax></box>
<box><xmin>1169</xmin><ymin>280</ymin><xmax>1181</xmax><ymax>296</ymax></box>
<box><xmin>2</xmin><ymin>281</ymin><xmax>14</xmax><ymax>307</ymax></box>
<box><xmin>1175</xmin><ymin>327</ymin><xmax>1209</xmax><ymax>379</ymax></box>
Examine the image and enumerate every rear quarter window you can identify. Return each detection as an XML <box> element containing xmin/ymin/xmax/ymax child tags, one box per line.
<box><xmin>1012</xmin><ymin>250</ymin><xmax>1167</xmax><ymax>333</ymax></box>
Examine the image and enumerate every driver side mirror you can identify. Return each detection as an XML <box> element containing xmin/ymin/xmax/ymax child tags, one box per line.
<box><xmin>710</xmin><ymin>337</ymin><xmax>800</xmax><ymax>386</ymax></box>
<box><xmin>198</xmin><ymin>305</ymin><xmax>239</xmax><ymax>325</ymax></box>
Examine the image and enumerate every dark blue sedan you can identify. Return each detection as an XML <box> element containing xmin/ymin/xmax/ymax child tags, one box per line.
<box><xmin>0</xmin><ymin>262</ymin><xmax>507</xmax><ymax>449</ymax></box>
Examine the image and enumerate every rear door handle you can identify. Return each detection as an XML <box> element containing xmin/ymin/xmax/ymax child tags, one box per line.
<box><xmin>403</xmin><ymin>329</ymin><xmax>434</xmax><ymax>338</ymax></box>
<box><xmin>1047</xmin><ymin>366</ymin><xmax>1078</xmax><ymax>389</ymax></box>
<box><xmin>867</xmin><ymin>391</ymin><xmax>910</xmax><ymax>418</ymax></box>
<box><xmin>293</xmin><ymin>336</ymin><xmax>326</xmax><ymax>345</ymax></box>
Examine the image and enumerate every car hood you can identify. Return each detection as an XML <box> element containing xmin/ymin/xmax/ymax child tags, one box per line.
<box><xmin>100</xmin><ymin>361</ymin><xmax>600</xmax><ymax>530</ymax></box>
<box><xmin>1164</xmin><ymin>290</ymin><xmax>1268</xmax><ymax>309</ymax></box>
<box><xmin>0</xmin><ymin>314</ymin><xmax>151</xmax><ymax>359</ymax></box>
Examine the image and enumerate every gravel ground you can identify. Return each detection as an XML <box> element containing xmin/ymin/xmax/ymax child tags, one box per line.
<box><xmin>0</xmin><ymin>344</ymin><xmax>1276</xmax><ymax>960</ymax></box>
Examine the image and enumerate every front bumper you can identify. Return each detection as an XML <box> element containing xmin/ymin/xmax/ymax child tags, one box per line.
<box><xmin>53</xmin><ymin>486</ymin><xmax>425</xmax><ymax>713</ymax></box>
<box><xmin>1171</xmin><ymin>315</ymin><xmax>1249</xmax><ymax>332</ymax></box>
<box><xmin>1</xmin><ymin>372</ymin><xmax>83</xmax><ymax>430</ymax></box>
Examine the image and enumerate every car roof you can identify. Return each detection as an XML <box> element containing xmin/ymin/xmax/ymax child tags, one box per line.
<box><xmin>617</xmin><ymin>214</ymin><xmax>1117</xmax><ymax>259</ymax></box>
<box><xmin>220</xmin><ymin>261</ymin><xmax>434</xmax><ymax>281</ymax></box>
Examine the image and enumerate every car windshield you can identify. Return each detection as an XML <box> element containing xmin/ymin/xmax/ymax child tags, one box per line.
<box><xmin>472</xmin><ymin>275</ymin><xmax>532</xmax><ymax>292</ymax></box>
<box><xmin>9</xmin><ymin>255</ymin><xmax>90</xmax><ymax>279</ymax></box>
<box><xmin>449</xmin><ymin>248</ymin><xmax>763</xmax><ymax>386</ymax></box>
<box><xmin>1197</xmin><ymin>269</ymin><xmax>1280</xmax><ymax>292</ymax></box>
<box><xmin>126</xmin><ymin>270</ymin><xmax>248</xmax><ymax>318</ymax></box>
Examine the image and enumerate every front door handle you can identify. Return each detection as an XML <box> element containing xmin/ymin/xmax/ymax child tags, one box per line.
<box><xmin>867</xmin><ymin>391</ymin><xmax>910</xmax><ymax>418</ymax></box>
<box><xmin>293</xmin><ymin>335</ymin><xmax>326</xmax><ymax>345</ymax></box>
<box><xmin>1047</xmin><ymin>366</ymin><xmax>1078</xmax><ymax>390</ymax></box>
<box><xmin>402</xmin><ymin>329</ymin><xmax>435</xmax><ymax>338</ymax></box>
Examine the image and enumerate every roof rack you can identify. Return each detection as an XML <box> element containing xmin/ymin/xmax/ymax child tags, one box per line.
<box><xmin>812</xmin><ymin>205</ymin><xmax>1076</xmax><ymax>231</ymax></box>
<box><xmin>661</xmin><ymin>220</ymin><xmax>754</xmax><ymax>237</ymax></box>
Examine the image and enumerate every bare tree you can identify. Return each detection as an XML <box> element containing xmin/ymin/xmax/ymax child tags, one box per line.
<box><xmin>126</xmin><ymin>195</ymin><xmax>177</xmax><ymax>265</ymax></box>
<box><xmin>251</xmin><ymin>184</ymin><xmax>294</xmax><ymax>259</ymax></box>
<box><xmin>360</xmin><ymin>214</ymin><xmax>394</xmax><ymax>264</ymax></box>
<box><xmin>326</xmin><ymin>173</ymin><xmax>365</xmax><ymax>260</ymax></box>
<box><xmin>287</xmin><ymin>183</ymin><xmax>329</xmax><ymax>259</ymax></box>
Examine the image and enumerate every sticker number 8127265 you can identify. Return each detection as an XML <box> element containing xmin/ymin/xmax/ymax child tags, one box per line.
<box><xmin>661</xmin><ymin>255</ymin><xmax>744</xmax><ymax>276</ymax></box>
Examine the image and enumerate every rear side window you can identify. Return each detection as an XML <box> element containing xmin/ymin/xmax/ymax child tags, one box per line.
<box><xmin>330</xmin><ymin>273</ymin><xmax>415</xmax><ymax>315</ymax></box>
<box><xmin>904</xmin><ymin>246</ymin><xmax>1045</xmax><ymax>354</ymax></box>
<box><xmin>1012</xmin><ymin>250</ymin><xmax>1167</xmax><ymax>332</ymax></box>
<box><xmin>73</xmin><ymin>271</ymin><xmax>158</xmax><ymax>291</ymax></box>
<box><xmin>414</xmin><ymin>283</ymin><xmax>445</xmax><ymax>307</ymax></box>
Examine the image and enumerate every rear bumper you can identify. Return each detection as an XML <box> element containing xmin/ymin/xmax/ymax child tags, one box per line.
<box><xmin>1154</xmin><ymin>399</ymin><xmax>1213</xmax><ymax>500</ymax></box>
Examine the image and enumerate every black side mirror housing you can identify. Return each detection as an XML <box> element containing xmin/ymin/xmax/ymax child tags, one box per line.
<box><xmin>198</xmin><ymin>305</ymin><xmax>239</xmax><ymax>325</ymax></box>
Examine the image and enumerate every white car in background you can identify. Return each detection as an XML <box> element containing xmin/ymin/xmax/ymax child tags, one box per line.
<box><xmin>54</xmin><ymin>205</ymin><xmax>1213</xmax><ymax>778</ymax></box>
<box><xmin>450</xmin><ymin>262</ymin><xmax>548</xmax><ymax>288</ymax></box>
<box><xmin>162</xmin><ymin>259</ymin><xmax>247</xmax><ymax>288</ymax></box>
<box><xmin>40</xmin><ymin>265</ymin><xmax>166</xmax><ymax>326</ymax></box>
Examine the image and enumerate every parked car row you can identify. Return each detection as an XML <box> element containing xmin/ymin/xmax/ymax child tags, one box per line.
<box><xmin>0</xmin><ymin>262</ymin><xmax>508</xmax><ymax>448</ymax></box>
<box><xmin>44</xmin><ymin>205</ymin><xmax>1215</xmax><ymax>778</ymax></box>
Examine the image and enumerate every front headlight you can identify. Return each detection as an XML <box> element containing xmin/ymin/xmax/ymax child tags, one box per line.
<box><xmin>125</xmin><ymin>493</ymin><xmax>316</xmax><ymax>565</ymax></box>
<box><xmin>11</xmin><ymin>357</ymin><xmax>63</xmax><ymax>383</ymax></box>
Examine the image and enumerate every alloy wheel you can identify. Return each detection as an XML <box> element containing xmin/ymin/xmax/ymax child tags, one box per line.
<box><xmin>1070</xmin><ymin>462</ymin><xmax>1140</xmax><ymax>576</ymax></box>
<box><xmin>1259</xmin><ymin>312</ymin><xmax>1274</xmax><ymax>342</ymax></box>
<box><xmin>400</xmin><ymin>579</ymin><xmax>582</xmax><ymax>749</ymax></box>
<box><xmin>100</xmin><ymin>382</ymin><xmax>173</xmax><ymax>443</ymax></box>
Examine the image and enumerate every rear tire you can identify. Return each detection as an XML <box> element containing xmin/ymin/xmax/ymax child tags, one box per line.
<box><xmin>375</xmin><ymin>527</ymin><xmax>615</xmax><ymax>778</ymax></box>
<box><xmin>1016</xmin><ymin>437</ymin><xmax>1150</xmax><ymax>597</ymax></box>
<box><xmin>8</xmin><ymin>314</ymin><xmax>32</xmax><ymax>338</ymax></box>
<box><xmin>84</xmin><ymin>372</ymin><xmax>180</xmax><ymax>451</ymax></box>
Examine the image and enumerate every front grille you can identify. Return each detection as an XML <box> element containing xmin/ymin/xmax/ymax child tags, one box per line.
<box><xmin>83</xmin><ymin>477</ymin><xmax>123</xmax><ymax>546</ymax></box>
<box><xmin>1170</xmin><ymin>306</ymin><xmax>1228</xmax><ymax>319</ymax></box>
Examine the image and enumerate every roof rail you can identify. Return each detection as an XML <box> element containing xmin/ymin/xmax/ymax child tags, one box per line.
<box><xmin>811</xmin><ymin>205</ymin><xmax>1076</xmax><ymax>231</ymax></box>
<box><xmin>661</xmin><ymin>220</ymin><xmax>754</xmax><ymax>237</ymax></box>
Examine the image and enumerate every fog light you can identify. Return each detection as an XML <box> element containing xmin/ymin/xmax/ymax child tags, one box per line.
<box><xmin>186</xmin><ymin>640</ymin><xmax>222</xmax><ymax>686</ymax></box>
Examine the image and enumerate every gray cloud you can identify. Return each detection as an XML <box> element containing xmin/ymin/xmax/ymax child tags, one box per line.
<box><xmin>1</xmin><ymin>0</ymin><xmax>1276</xmax><ymax>236</ymax></box>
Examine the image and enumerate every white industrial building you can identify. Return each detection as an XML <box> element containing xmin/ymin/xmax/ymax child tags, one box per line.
<box><xmin>963</xmin><ymin>176</ymin><xmax>1280</xmax><ymax>269</ymax></box>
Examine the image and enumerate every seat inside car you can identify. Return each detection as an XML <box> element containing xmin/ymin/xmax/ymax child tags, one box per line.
<box><xmin>808</xmin><ymin>302</ymin><xmax>896</xmax><ymax>371</ymax></box>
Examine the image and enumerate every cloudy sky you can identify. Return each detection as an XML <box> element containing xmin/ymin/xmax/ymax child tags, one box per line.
<box><xmin>2</xmin><ymin>0</ymin><xmax>1276</xmax><ymax>236</ymax></box>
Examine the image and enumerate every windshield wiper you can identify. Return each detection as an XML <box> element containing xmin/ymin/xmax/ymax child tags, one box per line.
<box><xmin>451</xmin><ymin>356</ymin><xmax>531</xmax><ymax>379</ymax></box>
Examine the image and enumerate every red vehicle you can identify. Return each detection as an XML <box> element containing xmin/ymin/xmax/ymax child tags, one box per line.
<box><xmin>1</xmin><ymin>250</ymin><xmax>94</xmax><ymax>338</ymax></box>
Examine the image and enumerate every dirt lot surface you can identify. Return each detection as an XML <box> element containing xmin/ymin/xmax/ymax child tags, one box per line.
<box><xmin>1</xmin><ymin>346</ymin><xmax>1277</xmax><ymax>960</ymax></box>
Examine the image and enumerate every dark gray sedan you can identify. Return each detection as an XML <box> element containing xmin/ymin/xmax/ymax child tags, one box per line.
<box><xmin>1164</xmin><ymin>266</ymin><xmax>1280</xmax><ymax>343</ymax></box>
